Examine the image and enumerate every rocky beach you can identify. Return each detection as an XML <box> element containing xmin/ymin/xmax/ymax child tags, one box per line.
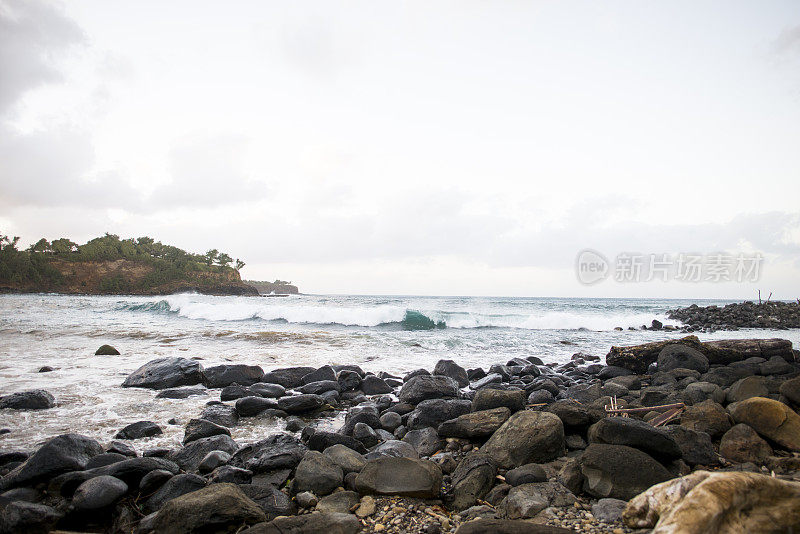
<box><xmin>2</xmin><ymin>333</ymin><xmax>800</xmax><ymax>533</ymax></box>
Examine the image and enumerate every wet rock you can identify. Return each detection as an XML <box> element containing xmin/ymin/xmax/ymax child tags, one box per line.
<box><xmin>480</xmin><ymin>410</ymin><xmax>565</xmax><ymax>469</ymax></box>
<box><xmin>249</xmin><ymin>382</ymin><xmax>285</xmax><ymax>398</ymax></box>
<box><xmin>107</xmin><ymin>440</ymin><xmax>137</xmax><ymax>457</ymax></box>
<box><xmin>664</xmin><ymin>426</ymin><xmax>717</xmax><ymax>466</ymax></box>
<box><xmin>139</xmin><ymin>469</ymin><xmax>173</xmax><ymax>494</ymax></box>
<box><xmin>503</xmin><ymin>481</ymin><xmax>576</xmax><ymax>519</ymax></box>
<box><xmin>122</xmin><ymin>357</ymin><xmax>203</xmax><ymax>390</ymax></box>
<box><xmin>505</xmin><ymin>463</ymin><xmax>547</xmax><ymax>486</ymax></box>
<box><xmin>183</xmin><ymin>418</ymin><xmax>230</xmax><ymax>444</ymax></box>
<box><xmin>470</xmin><ymin>373</ymin><xmax>503</xmax><ymax>390</ymax></box>
<box><xmin>353</xmin><ymin>422</ymin><xmax>379</xmax><ymax>448</ymax></box>
<box><xmin>682</xmin><ymin>381</ymin><xmax>725</xmax><ymax>405</ymax></box>
<box><xmin>0</xmin><ymin>433</ymin><xmax>102</xmax><ymax>491</ymax></box>
<box><xmin>235</xmin><ymin>396</ymin><xmax>279</xmax><ymax>417</ymax></box>
<box><xmin>95</xmin><ymin>344</ymin><xmax>120</xmax><ymax>355</ymax></box>
<box><xmin>471</xmin><ymin>388</ymin><xmax>525</xmax><ymax>413</ymax></box>
<box><xmin>87</xmin><ymin>457</ymin><xmax>179</xmax><ymax>488</ymax></box>
<box><xmin>299</xmin><ymin>380</ymin><xmax>341</xmax><ymax>395</ymax></box>
<box><xmin>231</xmin><ymin>433</ymin><xmax>308</xmax><ymax>473</ymax></box>
<box><xmin>337</xmin><ymin>370</ymin><xmax>362</xmax><ymax>391</ymax></box>
<box><xmin>152</xmin><ymin>483</ymin><xmax>265</xmax><ymax>532</ymax></box>
<box><xmin>155</xmin><ymin>386</ymin><xmax>208</xmax><ymax>399</ymax></box>
<box><xmin>407</xmin><ymin>398</ymin><xmax>472</xmax><ymax>430</ymax></box>
<box><xmin>261</xmin><ymin>366</ymin><xmax>316</xmax><ymax>388</ymax></box>
<box><xmin>315</xmin><ymin>490</ymin><xmax>359</xmax><ymax>514</ymax></box>
<box><xmin>355</xmin><ymin>456</ymin><xmax>442</xmax><ymax>498</ymax></box>
<box><xmin>239</xmin><ymin>484</ymin><xmax>294</xmax><ymax>520</ymax></box>
<box><xmin>719</xmin><ymin>423</ymin><xmax>773</xmax><ymax>464</ymax></box>
<box><xmin>545</xmin><ymin>399</ymin><xmax>603</xmax><ymax>429</ymax></box>
<box><xmin>144</xmin><ymin>473</ymin><xmax>207</xmax><ymax>513</ymax></box>
<box><xmin>451</xmin><ymin>452</ymin><xmax>497</xmax><ymax>511</ymax></box>
<box><xmin>302</xmin><ymin>365</ymin><xmax>337</xmax><ymax>385</ymax></box>
<box><xmin>85</xmin><ymin>452</ymin><xmax>127</xmax><ymax>469</ymax></box>
<box><xmin>209</xmin><ymin>465</ymin><xmax>252</xmax><ymax>484</ymax></box>
<box><xmin>379</xmin><ymin>411</ymin><xmax>402</xmax><ymax>432</ymax></box>
<box><xmin>284</xmin><ymin>416</ymin><xmax>306</xmax><ymax>432</ymax></box>
<box><xmin>588</xmin><ymin>417</ymin><xmax>682</xmax><ymax>461</ymax></box>
<box><xmin>563</xmin><ymin>382</ymin><xmax>602</xmax><ymax>404</ymax></box>
<box><xmin>37</xmin><ymin>366</ymin><xmax>54</xmax><ymax>373</ymax></box>
<box><xmin>579</xmin><ymin>443</ymin><xmax>673</xmax><ymax>500</ymax></box>
<box><xmin>0</xmin><ymin>502</ymin><xmax>62</xmax><ymax>534</ymax></box>
<box><xmin>169</xmin><ymin>434</ymin><xmax>238</xmax><ymax>472</ymax></box>
<box><xmin>198</xmin><ymin>450</ymin><xmax>231</xmax><ymax>473</ymax></box>
<box><xmin>367</xmin><ymin>440</ymin><xmax>419</xmax><ymax>459</ymax></box>
<box><xmin>259</xmin><ymin>512</ymin><xmax>361</xmax><ymax>534</ymax></box>
<box><xmin>306</xmin><ymin>431</ymin><xmax>368</xmax><ymax>454</ymax></box>
<box><xmin>360</xmin><ymin>375</ymin><xmax>393</xmax><ymax>395</ymax></box>
<box><xmin>399</xmin><ymin>375</ymin><xmax>460</xmax><ymax>404</ymax></box>
<box><xmin>115</xmin><ymin>420</ymin><xmax>163</xmax><ymax>440</ymax></box>
<box><xmin>657</xmin><ymin>344</ymin><xmax>709</xmax><ymax>373</ymax></box>
<box><xmin>605</xmin><ymin>374</ymin><xmax>641</xmax><ymax>390</ymax></box>
<box><xmin>729</xmin><ymin>396</ymin><xmax>800</xmax><ymax>451</ymax></box>
<box><xmin>72</xmin><ymin>475</ymin><xmax>128</xmax><ymax>510</ymax></box>
<box><xmin>527</xmin><ymin>390</ymin><xmax>554</xmax><ymax>404</ymax></box>
<box><xmin>293</xmin><ymin>451</ymin><xmax>344</xmax><ymax>496</ymax></box>
<box><xmin>434</xmin><ymin>359</ymin><xmax>469</xmax><ymax>387</ymax></box>
<box><xmin>403</xmin><ymin>427</ymin><xmax>445</xmax><ymax>457</ymax></box>
<box><xmin>726</xmin><ymin>376</ymin><xmax>769</xmax><ymax>403</ymax></box>
<box><xmin>323</xmin><ymin>444</ymin><xmax>366</xmax><ymax>473</ymax></box>
<box><xmin>277</xmin><ymin>393</ymin><xmax>326</xmax><ymax>414</ymax></box>
<box><xmin>623</xmin><ymin>470</ymin><xmax>800</xmax><ymax>533</ymax></box>
<box><xmin>199</xmin><ymin>403</ymin><xmax>240</xmax><ymax>427</ymax></box>
<box><xmin>220</xmin><ymin>383</ymin><xmax>250</xmax><ymax>401</ymax></box>
<box><xmin>0</xmin><ymin>389</ymin><xmax>55</xmax><ymax>410</ymax></box>
<box><xmin>203</xmin><ymin>364</ymin><xmax>264</xmax><ymax>388</ymax></box>
<box><xmin>438</xmin><ymin>407</ymin><xmax>511</xmax><ymax>439</ymax></box>
<box><xmin>597</xmin><ymin>366</ymin><xmax>634</xmax><ymax>380</ymax></box>
<box><xmin>680</xmin><ymin>399</ymin><xmax>732</xmax><ymax>439</ymax></box>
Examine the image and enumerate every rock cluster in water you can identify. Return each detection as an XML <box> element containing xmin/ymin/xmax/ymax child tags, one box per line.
<box><xmin>668</xmin><ymin>300</ymin><xmax>800</xmax><ymax>331</ymax></box>
<box><xmin>1</xmin><ymin>339</ymin><xmax>800</xmax><ymax>533</ymax></box>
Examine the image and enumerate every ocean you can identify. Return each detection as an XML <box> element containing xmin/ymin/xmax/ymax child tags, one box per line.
<box><xmin>1</xmin><ymin>293</ymin><xmax>798</xmax><ymax>451</ymax></box>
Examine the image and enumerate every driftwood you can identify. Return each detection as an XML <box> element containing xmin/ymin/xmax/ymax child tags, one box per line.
<box><xmin>604</xmin><ymin>402</ymin><xmax>685</xmax><ymax>415</ymax></box>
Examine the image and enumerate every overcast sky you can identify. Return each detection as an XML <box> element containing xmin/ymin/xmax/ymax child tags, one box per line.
<box><xmin>1</xmin><ymin>0</ymin><xmax>799</xmax><ymax>298</ymax></box>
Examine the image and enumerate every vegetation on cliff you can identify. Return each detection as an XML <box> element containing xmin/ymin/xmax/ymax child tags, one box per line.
<box><xmin>244</xmin><ymin>279</ymin><xmax>300</xmax><ymax>295</ymax></box>
<box><xmin>0</xmin><ymin>233</ymin><xmax>255</xmax><ymax>295</ymax></box>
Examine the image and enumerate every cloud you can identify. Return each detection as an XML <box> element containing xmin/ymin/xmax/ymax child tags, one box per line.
<box><xmin>0</xmin><ymin>0</ymin><xmax>84</xmax><ymax>116</ymax></box>
<box><xmin>773</xmin><ymin>25</ymin><xmax>800</xmax><ymax>56</ymax></box>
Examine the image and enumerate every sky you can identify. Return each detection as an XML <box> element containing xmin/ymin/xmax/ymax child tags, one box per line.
<box><xmin>1</xmin><ymin>0</ymin><xmax>799</xmax><ymax>298</ymax></box>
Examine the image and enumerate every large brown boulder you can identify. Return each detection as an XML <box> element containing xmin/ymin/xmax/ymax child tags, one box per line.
<box><xmin>354</xmin><ymin>457</ymin><xmax>442</xmax><ymax>498</ymax></box>
<box><xmin>480</xmin><ymin>411</ymin><xmax>564</xmax><ymax>469</ymax></box>
<box><xmin>729</xmin><ymin>396</ymin><xmax>800</xmax><ymax>451</ymax></box>
<box><xmin>719</xmin><ymin>424</ymin><xmax>773</xmax><ymax>464</ymax></box>
<box><xmin>438</xmin><ymin>407</ymin><xmax>511</xmax><ymax>438</ymax></box>
<box><xmin>679</xmin><ymin>400</ymin><xmax>732</xmax><ymax>439</ymax></box>
<box><xmin>623</xmin><ymin>470</ymin><xmax>800</xmax><ymax>533</ymax></box>
<box><xmin>152</xmin><ymin>483</ymin><xmax>265</xmax><ymax>533</ymax></box>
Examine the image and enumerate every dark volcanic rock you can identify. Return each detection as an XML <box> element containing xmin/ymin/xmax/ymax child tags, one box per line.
<box><xmin>471</xmin><ymin>388</ymin><xmax>526</xmax><ymax>413</ymax></box>
<box><xmin>231</xmin><ymin>433</ymin><xmax>308</xmax><ymax>473</ymax></box>
<box><xmin>95</xmin><ymin>344</ymin><xmax>120</xmax><ymax>355</ymax></box>
<box><xmin>433</xmin><ymin>359</ymin><xmax>469</xmax><ymax>387</ymax></box>
<box><xmin>0</xmin><ymin>434</ymin><xmax>102</xmax><ymax>491</ymax></box>
<box><xmin>399</xmin><ymin>375</ymin><xmax>460</xmax><ymax>404</ymax></box>
<box><xmin>579</xmin><ymin>443</ymin><xmax>673</xmax><ymax>500</ymax></box>
<box><xmin>360</xmin><ymin>375</ymin><xmax>393</xmax><ymax>395</ymax></box>
<box><xmin>115</xmin><ymin>420</ymin><xmax>163</xmax><ymax>440</ymax></box>
<box><xmin>729</xmin><ymin>396</ymin><xmax>800</xmax><ymax>451</ymax></box>
<box><xmin>663</xmin><ymin>426</ymin><xmax>717</xmax><ymax>466</ymax></box>
<box><xmin>88</xmin><ymin>457</ymin><xmax>179</xmax><ymax>488</ymax></box>
<box><xmin>85</xmin><ymin>452</ymin><xmax>127</xmax><ymax>469</ymax></box>
<box><xmin>302</xmin><ymin>365</ymin><xmax>337</xmax><ymax>384</ymax></box>
<box><xmin>505</xmin><ymin>463</ymin><xmax>547</xmax><ymax>486</ymax></box>
<box><xmin>480</xmin><ymin>411</ymin><xmax>565</xmax><ymax>469</ymax></box>
<box><xmin>152</xmin><ymin>483</ymin><xmax>265</xmax><ymax>532</ymax></box>
<box><xmin>220</xmin><ymin>383</ymin><xmax>251</xmax><ymax>401</ymax></box>
<box><xmin>144</xmin><ymin>473</ymin><xmax>207</xmax><ymax>513</ymax></box>
<box><xmin>402</xmin><ymin>427</ymin><xmax>445</xmax><ymax>457</ymax></box>
<box><xmin>155</xmin><ymin>387</ymin><xmax>208</xmax><ymax>399</ymax></box>
<box><xmin>249</xmin><ymin>382</ymin><xmax>285</xmax><ymax>398</ymax></box>
<box><xmin>298</xmin><ymin>380</ymin><xmax>341</xmax><ymax>395</ymax></box>
<box><xmin>545</xmin><ymin>399</ymin><xmax>604</xmax><ymax>428</ymax></box>
<box><xmin>438</xmin><ymin>407</ymin><xmax>511</xmax><ymax>438</ymax></box>
<box><xmin>323</xmin><ymin>444</ymin><xmax>366</xmax><ymax>474</ymax></box>
<box><xmin>122</xmin><ymin>357</ymin><xmax>203</xmax><ymax>390</ymax></box>
<box><xmin>657</xmin><ymin>344</ymin><xmax>709</xmax><ymax>373</ymax></box>
<box><xmin>680</xmin><ymin>399</ymin><xmax>732</xmax><ymax>439</ymax></box>
<box><xmin>199</xmin><ymin>403</ymin><xmax>240</xmax><ymax>427</ymax></box>
<box><xmin>293</xmin><ymin>450</ymin><xmax>344</xmax><ymax>496</ymax></box>
<box><xmin>306</xmin><ymin>431</ymin><xmax>368</xmax><ymax>454</ymax></box>
<box><xmin>407</xmin><ymin>398</ymin><xmax>472</xmax><ymax>430</ymax></box>
<box><xmin>0</xmin><ymin>501</ymin><xmax>62</xmax><ymax>534</ymax></box>
<box><xmin>204</xmin><ymin>364</ymin><xmax>265</xmax><ymax>388</ymax></box>
<box><xmin>239</xmin><ymin>483</ymin><xmax>294</xmax><ymax>520</ymax></box>
<box><xmin>719</xmin><ymin>423</ymin><xmax>773</xmax><ymax>464</ymax></box>
<box><xmin>451</xmin><ymin>452</ymin><xmax>497</xmax><ymax>510</ymax></box>
<box><xmin>258</xmin><ymin>512</ymin><xmax>360</xmax><ymax>534</ymax></box>
<box><xmin>183</xmin><ymin>418</ymin><xmax>231</xmax><ymax>444</ymax></box>
<box><xmin>235</xmin><ymin>396</ymin><xmax>279</xmax><ymax>416</ymax></box>
<box><xmin>277</xmin><ymin>394</ymin><xmax>326</xmax><ymax>414</ymax></box>
<box><xmin>587</xmin><ymin>417</ymin><xmax>682</xmax><ymax>461</ymax></box>
<box><xmin>169</xmin><ymin>434</ymin><xmax>238</xmax><ymax>472</ymax></box>
<box><xmin>72</xmin><ymin>475</ymin><xmax>128</xmax><ymax>510</ymax></box>
<box><xmin>355</xmin><ymin>456</ymin><xmax>442</xmax><ymax>498</ymax></box>
<box><xmin>454</xmin><ymin>519</ymin><xmax>572</xmax><ymax>534</ymax></box>
<box><xmin>261</xmin><ymin>367</ymin><xmax>316</xmax><ymax>388</ymax></box>
<box><xmin>0</xmin><ymin>389</ymin><xmax>55</xmax><ymax>410</ymax></box>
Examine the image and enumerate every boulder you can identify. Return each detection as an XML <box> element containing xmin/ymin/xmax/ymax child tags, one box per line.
<box><xmin>261</xmin><ymin>367</ymin><xmax>316</xmax><ymax>388</ymax></box>
<box><xmin>399</xmin><ymin>375</ymin><xmax>460</xmax><ymax>404</ymax></box>
<box><xmin>0</xmin><ymin>434</ymin><xmax>102</xmax><ymax>491</ymax></box>
<box><xmin>198</xmin><ymin>451</ymin><xmax>231</xmax><ymax>473</ymax></box>
<box><xmin>183</xmin><ymin>418</ymin><xmax>230</xmax><ymax>444</ymax></box>
<box><xmin>0</xmin><ymin>390</ymin><xmax>55</xmax><ymax>410</ymax></box>
<box><xmin>259</xmin><ymin>512</ymin><xmax>361</xmax><ymax>534</ymax></box>
<box><xmin>238</xmin><ymin>484</ymin><xmax>294</xmax><ymax>520</ymax></box>
<box><xmin>315</xmin><ymin>490</ymin><xmax>360</xmax><ymax>514</ymax></box>
<box><xmin>203</xmin><ymin>364</ymin><xmax>265</xmax><ymax>388</ymax></box>
<box><xmin>545</xmin><ymin>400</ymin><xmax>603</xmax><ymax>429</ymax></box>
<box><xmin>220</xmin><ymin>383</ymin><xmax>251</xmax><ymax>401</ymax></box>
<box><xmin>729</xmin><ymin>396</ymin><xmax>800</xmax><ymax>451</ymax></box>
<box><xmin>719</xmin><ymin>423</ymin><xmax>773</xmax><ymax>464</ymax></box>
<box><xmin>657</xmin><ymin>344</ymin><xmax>709</xmax><ymax>373</ymax></box>
<box><xmin>323</xmin><ymin>444</ymin><xmax>366</xmax><ymax>474</ymax></box>
<box><xmin>505</xmin><ymin>463</ymin><xmax>547</xmax><ymax>486</ymax></box>
<box><xmin>450</xmin><ymin>453</ymin><xmax>497</xmax><ymax>511</ymax></box>
<box><xmin>155</xmin><ymin>387</ymin><xmax>208</xmax><ymax>399</ymax></box>
<box><xmin>360</xmin><ymin>375</ymin><xmax>393</xmax><ymax>395</ymax></box>
<box><xmin>402</xmin><ymin>427</ymin><xmax>444</xmax><ymax>457</ymax></box>
<box><xmin>438</xmin><ymin>407</ymin><xmax>511</xmax><ymax>438</ymax></box>
<box><xmin>591</xmin><ymin>498</ymin><xmax>627</xmax><ymax>523</ymax></box>
<box><xmin>235</xmin><ymin>396</ymin><xmax>279</xmax><ymax>417</ymax></box>
<box><xmin>680</xmin><ymin>399</ymin><xmax>732</xmax><ymax>439</ymax></box>
<box><xmin>779</xmin><ymin>375</ymin><xmax>800</xmax><ymax>405</ymax></box>
<box><xmin>367</xmin><ymin>440</ymin><xmax>418</xmax><ymax>459</ymax></box>
<box><xmin>298</xmin><ymin>380</ymin><xmax>341</xmax><ymax>395</ymax></box>
<box><xmin>337</xmin><ymin>370</ymin><xmax>362</xmax><ymax>391</ymax></box>
<box><xmin>355</xmin><ymin>456</ymin><xmax>442</xmax><ymax>498</ymax></box>
<box><xmin>302</xmin><ymin>365</ymin><xmax>337</xmax><ymax>384</ymax></box>
<box><xmin>139</xmin><ymin>469</ymin><xmax>173</xmax><ymax>494</ymax></box>
<box><xmin>407</xmin><ymin>398</ymin><xmax>472</xmax><ymax>430</ymax></box>
<box><xmin>122</xmin><ymin>357</ymin><xmax>203</xmax><ymax>389</ymax></box>
<box><xmin>307</xmin><ymin>431</ymin><xmax>368</xmax><ymax>454</ymax></box>
<box><xmin>564</xmin><ymin>382</ymin><xmax>602</xmax><ymax>404</ymax></box>
<box><xmin>623</xmin><ymin>470</ymin><xmax>800</xmax><ymax>533</ymax></box>
<box><xmin>87</xmin><ymin>456</ymin><xmax>179</xmax><ymax>488</ymax></box>
<box><xmin>230</xmin><ymin>433</ymin><xmax>308</xmax><ymax>473</ymax></box>
<box><xmin>433</xmin><ymin>359</ymin><xmax>469</xmax><ymax>387</ymax></box>
<box><xmin>144</xmin><ymin>473</ymin><xmax>207</xmax><ymax>513</ymax></box>
<box><xmin>199</xmin><ymin>403</ymin><xmax>239</xmax><ymax>427</ymax></box>
<box><xmin>169</xmin><ymin>435</ymin><xmax>238</xmax><ymax>472</ymax></box>
<box><xmin>471</xmin><ymin>388</ymin><xmax>525</xmax><ymax>413</ymax></box>
<box><xmin>379</xmin><ymin>411</ymin><xmax>402</xmax><ymax>432</ymax></box>
<box><xmin>72</xmin><ymin>475</ymin><xmax>128</xmax><ymax>510</ymax></box>
<box><xmin>480</xmin><ymin>411</ymin><xmax>565</xmax><ymax>469</ymax></box>
<box><xmin>702</xmin><ymin>366</ymin><xmax>752</xmax><ymax>388</ymax></box>
<box><xmin>664</xmin><ymin>426</ymin><xmax>717</xmax><ymax>466</ymax></box>
<box><xmin>152</xmin><ymin>483</ymin><xmax>265</xmax><ymax>533</ymax></box>
<box><xmin>86</xmin><ymin>452</ymin><xmax>127</xmax><ymax>469</ymax></box>
<box><xmin>115</xmin><ymin>421</ymin><xmax>163</xmax><ymax>440</ymax></box>
<box><xmin>682</xmin><ymin>381</ymin><xmax>725</xmax><ymax>405</ymax></box>
<box><xmin>249</xmin><ymin>382</ymin><xmax>285</xmax><ymax>398</ymax></box>
<box><xmin>470</xmin><ymin>373</ymin><xmax>503</xmax><ymax>390</ymax></box>
<box><xmin>352</xmin><ymin>422</ymin><xmax>379</xmax><ymax>448</ymax></box>
<box><xmin>95</xmin><ymin>344</ymin><xmax>120</xmax><ymax>355</ymax></box>
<box><xmin>579</xmin><ymin>443</ymin><xmax>673</xmax><ymax>500</ymax></box>
<box><xmin>587</xmin><ymin>417</ymin><xmax>681</xmax><ymax>461</ymax></box>
<box><xmin>760</xmin><ymin>355</ymin><xmax>795</xmax><ymax>375</ymax></box>
<box><xmin>454</xmin><ymin>519</ymin><xmax>572</xmax><ymax>534</ymax></box>
<box><xmin>726</xmin><ymin>376</ymin><xmax>769</xmax><ymax>403</ymax></box>
<box><xmin>503</xmin><ymin>481</ymin><xmax>577</xmax><ymax>519</ymax></box>
<box><xmin>0</xmin><ymin>502</ymin><xmax>62</xmax><ymax>534</ymax></box>
<box><xmin>277</xmin><ymin>394</ymin><xmax>326</xmax><ymax>414</ymax></box>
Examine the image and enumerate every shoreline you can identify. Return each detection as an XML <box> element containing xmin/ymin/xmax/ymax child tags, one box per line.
<box><xmin>1</xmin><ymin>337</ymin><xmax>800</xmax><ymax>533</ymax></box>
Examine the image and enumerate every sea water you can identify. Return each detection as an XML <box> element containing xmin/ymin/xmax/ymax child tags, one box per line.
<box><xmin>1</xmin><ymin>293</ymin><xmax>798</xmax><ymax>451</ymax></box>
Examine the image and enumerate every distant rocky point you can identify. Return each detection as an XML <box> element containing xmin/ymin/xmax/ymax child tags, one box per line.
<box><xmin>668</xmin><ymin>300</ymin><xmax>800</xmax><ymax>331</ymax></box>
<box><xmin>245</xmin><ymin>280</ymin><xmax>300</xmax><ymax>295</ymax></box>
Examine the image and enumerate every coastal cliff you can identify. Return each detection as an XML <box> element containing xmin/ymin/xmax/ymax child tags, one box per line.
<box><xmin>245</xmin><ymin>280</ymin><xmax>300</xmax><ymax>295</ymax></box>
